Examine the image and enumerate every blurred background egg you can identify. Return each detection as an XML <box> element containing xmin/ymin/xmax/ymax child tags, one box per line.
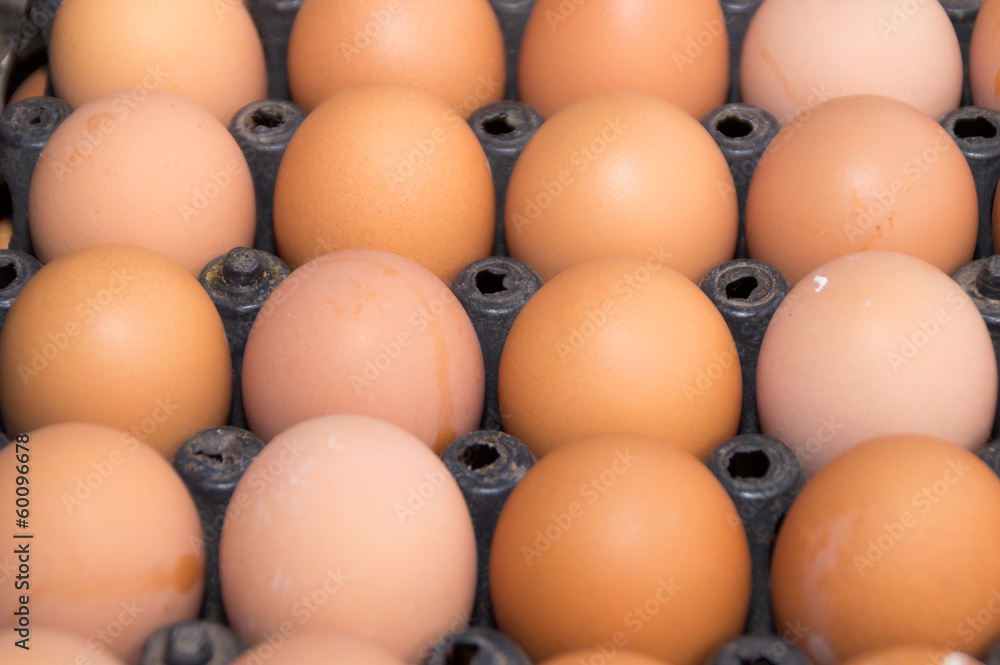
<box><xmin>0</xmin><ymin>244</ymin><xmax>233</xmax><ymax>459</ymax></box>
<box><xmin>49</xmin><ymin>0</ymin><xmax>267</xmax><ymax>124</ymax></box>
<box><xmin>756</xmin><ymin>251</ymin><xmax>996</xmax><ymax>473</ymax></box>
<box><xmin>241</xmin><ymin>249</ymin><xmax>484</xmax><ymax>454</ymax></box>
<box><xmin>0</xmin><ymin>422</ymin><xmax>205</xmax><ymax>663</ymax></box>
<box><xmin>498</xmin><ymin>258</ymin><xmax>741</xmax><ymax>460</ymax></box>
<box><xmin>220</xmin><ymin>415</ymin><xmax>477</xmax><ymax>662</ymax></box>
<box><xmin>517</xmin><ymin>0</ymin><xmax>729</xmax><ymax>120</ymax></box>
<box><xmin>29</xmin><ymin>89</ymin><xmax>256</xmax><ymax>276</ymax></box>
<box><xmin>505</xmin><ymin>92</ymin><xmax>737</xmax><ymax>283</ymax></box>
<box><xmin>745</xmin><ymin>95</ymin><xmax>977</xmax><ymax>286</ymax></box>
<box><xmin>230</xmin><ymin>631</ymin><xmax>409</xmax><ymax>665</ymax></box>
<box><xmin>771</xmin><ymin>435</ymin><xmax>1000</xmax><ymax>664</ymax></box>
<box><xmin>287</xmin><ymin>0</ymin><xmax>505</xmax><ymax>116</ymax></box>
<box><xmin>0</xmin><ymin>626</ymin><xmax>128</xmax><ymax>664</ymax></box>
<box><xmin>741</xmin><ymin>0</ymin><xmax>962</xmax><ymax>123</ymax></box>
<box><xmin>7</xmin><ymin>65</ymin><xmax>46</xmax><ymax>104</ymax></box>
<box><xmin>490</xmin><ymin>433</ymin><xmax>751</xmax><ymax>665</ymax></box>
<box><xmin>272</xmin><ymin>82</ymin><xmax>494</xmax><ymax>283</ymax></box>
<box><xmin>842</xmin><ymin>647</ymin><xmax>984</xmax><ymax>665</ymax></box>
<box><xmin>969</xmin><ymin>0</ymin><xmax>1000</xmax><ymax>113</ymax></box>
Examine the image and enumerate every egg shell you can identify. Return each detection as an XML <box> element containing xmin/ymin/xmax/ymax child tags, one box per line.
<box><xmin>741</xmin><ymin>0</ymin><xmax>962</xmax><ymax>124</ymax></box>
<box><xmin>29</xmin><ymin>89</ymin><xmax>257</xmax><ymax>276</ymax></box>
<box><xmin>8</xmin><ymin>65</ymin><xmax>47</xmax><ymax>104</ymax></box>
<box><xmin>272</xmin><ymin>82</ymin><xmax>495</xmax><ymax>284</ymax></box>
<box><xmin>0</xmin><ymin>422</ymin><xmax>205</xmax><ymax>663</ymax></box>
<box><xmin>287</xmin><ymin>0</ymin><xmax>505</xmax><ymax>116</ymax></box>
<box><xmin>756</xmin><ymin>250</ymin><xmax>996</xmax><ymax>473</ymax></box>
<box><xmin>770</xmin><ymin>435</ymin><xmax>1000</xmax><ymax>664</ymax></box>
<box><xmin>0</xmin><ymin>244</ymin><xmax>233</xmax><ymax>459</ymax></box>
<box><xmin>517</xmin><ymin>0</ymin><xmax>729</xmax><ymax>120</ymax></box>
<box><xmin>504</xmin><ymin>91</ymin><xmax>737</xmax><ymax>283</ymax></box>
<box><xmin>241</xmin><ymin>248</ymin><xmax>484</xmax><ymax>454</ymax></box>
<box><xmin>498</xmin><ymin>257</ymin><xmax>741</xmax><ymax>460</ymax></box>
<box><xmin>219</xmin><ymin>415</ymin><xmax>478</xmax><ymax>663</ymax></box>
<box><xmin>969</xmin><ymin>0</ymin><xmax>1000</xmax><ymax>113</ymax></box>
<box><xmin>489</xmin><ymin>433</ymin><xmax>751</xmax><ymax>665</ymax></box>
<box><xmin>539</xmin><ymin>648</ymin><xmax>675</xmax><ymax>665</ymax></box>
<box><xmin>230</xmin><ymin>630</ymin><xmax>409</xmax><ymax>665</ymax></box>
<box><xmin>48</xmin><ymin>0</ymin><xmax>267</xmax><ymax>125</ymax></box>
<box><xmin>0</xmin><ymin>626</ymin><xmax>128</xmax><ymax>664</ymax></box>
<box><xmin>745</xmin><ymin>95</ymin><xmax>977</xmax><ymax>287</ymax></box>
<box><xmin>841</xmin><ymin>646</ymin><xmax>984</xmax><ymax>665</ymax></box>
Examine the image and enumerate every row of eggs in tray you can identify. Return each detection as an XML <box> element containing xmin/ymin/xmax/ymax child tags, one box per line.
<box><xmin>6</xmin><ymin>0</ymin><xmax>1000</xmax><ymax>665</ymax></box>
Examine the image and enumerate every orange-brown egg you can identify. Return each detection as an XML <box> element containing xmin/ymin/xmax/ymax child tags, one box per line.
<box><xmin>741</xmin><ymin>0</ymin><xmax>961</xmax><ymax>124</ymax></box>
<box><xmin>241</xmin><ymin>249</ymin><xmax>484</xmax><ymax>454</ymax></box>
<box><xmin>498</xmin><ymin>257</ymin><xmax>741</xmax><ymax>460</ymax></box>
<box><xmin>505</xmin><ymin>92</ymin><xmax>737</xmax><ymax>284</ymax></box>
<box><xmin>540</xmin><ymin>648</ymin><xmax>675</xmax><ymax>665</ymax></box>
<box><xmin>8</xmin><ymin>65</ymin><xmax>47</xmax><ymax>104</ymax></box>
<box><xmin>745</xmin><ymin>95</ymin><xmax>977</xmax><ymax>286</ymax></box>
<box><xmin>49</xmin><ymin>0</ymin><xmax>267</xmax><ymax>124</ymax></box>
<box><xmin>490</xmin><ymin>434</ymin><xmax>751</xmax><ymax>665</ymax></box>
<box><xmin>29</xmin><ymin>89</ymin><xmax>256</xmax><ymax>276</ymax></box>
<box><xmin>287</xmin><ymin>0</ymin><xmax>505</xmax><ymax>116</ymax></box>
<box><xmin>272</xmin><ymin>82</ymin><xmax>494</xmax><ymax>283</ymax></box>
<box><xmin>969</xmin><ymin>0</ymin><xmax>1000</xmax><ymax>113</ymax></box>
<box><xmin>0</xmin><ymin>244</ymin><xmax>232</xmax><ymax>459</ymax></box>
<box><xmin>771</xmin><ymin>435</ymin><xmax>1000</xmax><ymax>665</ymax></box>
<box><xmin>517</xmin><ymin>0</ymin><xmax>729</xmax><ymax>120</ymax></box>
<box><xmin>0</xmin><ymin>422</ymin><xmax>205</xmax><ymax>663</ymax></box>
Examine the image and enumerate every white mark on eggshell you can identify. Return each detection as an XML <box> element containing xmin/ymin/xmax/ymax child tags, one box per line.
<box><xmin>813</xmin><ymin>276</ymin><xmax>828</xmax><ymax>292</ymax></box>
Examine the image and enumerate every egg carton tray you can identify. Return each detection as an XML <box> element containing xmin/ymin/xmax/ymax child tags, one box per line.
<box><xmin>2</xmin><ymin>1</ymin><xmax>1000</xmax><ymax>665</ymax></box>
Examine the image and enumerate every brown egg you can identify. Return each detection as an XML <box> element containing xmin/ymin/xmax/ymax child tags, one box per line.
<box><xmin>490</xmin><ymin>434</ymin><xmax>751</xmax><ymax>665</ymax></box>
<box><xmin>756</xmin><ymin>251</ymin><xmax>996</xmax><ymax>473</ymax></box>
<box><xmin>741</xmin><ymin>0</ymin><xmax>961</xmax><ymax>124</ymax></box>
<box><xmin>29</xmin><ymin>89</ymin><xmax>256</xmax><ymax>276</ymax></box>
<box><xmin>220</xmin><ymin>415</ymin><xmax>477</xmax><ymax>663</ymax></box>
<box><xmin>969</xmin><ymin>0</ymin><xmax>1000</xmax><ymax>113</ymax></box>
<box><xmin>505</xmin><ymin>92</ymin><xmax>737</xmax><ymax>283</ymax></box>
<box><xmin>0</xmin><ymin>422</ymin><xmax>205</xmax><ymax>663</ymax></box>
<box><xmin>231</xmin><ymin>630</ymin><xmax>409</xmax><ymax>665</ymax></box>
<box><xmin>498</xmin><ymin>257</ymin><xmax>741</xmax><ymax>460</ymax></box>
<box><xmin>49</xmin><ymin>0</ymin><xmax>267</xmax><ymax>124</ymax></box>
<box><xmin>517</xmin><ymin>0</ymin><xmax>729</xmax><ymax>120</ymax></box>
<box><xmin>242</xmin><ymin>249</ymin><xmax>484</xmax><ymax>454</ymax></box>
<box><xmin>272</xmin><ymin>82</ymin><xmax>494</xmax><ymax>283</ymax></box>
<box><xmin>745</xmin><ymin>95</ymin><xmax>977</xmax><ymax>286</ymax></box>
<box><xmin>8</xmin><ymin>65</ymin><xmax>47</xmax><ymax>104</ymax></box>
<box><xmin>540</xmin><ymin>648</ymin><xmax>675</xmax><ymax>665</ymax></box>
<box><xmin>771</xmin><ymin>435</ymin><xmax>1000</xmax><ymax>664</ymax></box>
<box><xmin>842</xmin><ymin>646</ymin><xmax>984</xmax><ymax>665</ymax></box>
<box><xmin>0</xmin><ymin>626</ymin><xmax>128</xmax><ymax>664</ymax></box>
<box><xmin>287</xmin><ymin>0</ymin><xmax>505</xmax><ymax>116</ymax></box>
<box><xmin>0</xmin><ymin>244</ymin><xmax>232</xmax><ymax>459</ymax></box>
<box><xmin>0</xmin><ymin>217</ymin><xmax>11</xmax><ymax>250</ymax></box>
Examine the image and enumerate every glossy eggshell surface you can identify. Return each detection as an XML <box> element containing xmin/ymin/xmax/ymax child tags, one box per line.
<box><xmin>272</xmin><ymin>82</ymin><xmax>494</xmax><ymax>283</ymax></box>
<box><xmin>498</xmin><ymin>257</ymin><xmax>741</xmax><ymax>460</ymax></box>
<box><xmin>505</xmin><ymin>92</ymin><xmax>737</xmax><ymax>284</ymax></box>
<box><xmin>745</xmin><ymin>95</ymin><xmax>977</xmax><ymax>287</ymax></box>
<box><xmin>219</xmin><ymin>415</ymin><xmax>477</xmax><ymax>663</ymax></box>
<box><xmin>0</xmin><ymin>244</ymin><xmax>233</xmax><ymax>459</ymax></box>
<box><xmin>0</xmin><ymin>423</ymin><xmax>205</xmax><ymax>663</ymax></box>
<box><xmin>29</xmin><ymin>89</ymin><xmax>256</xmax><ymax>277</ymax></box>
<box><xmin>756</xmin><ymin>251</ymin><xmax>996</xmax><ymax>473</ymax></box>
<box><xmin>241</xmin><ymin>249</ymin><xmax>484</xmax><ymax>454</ymax></box>
<box><xmin>287</xmin><ymin>0</ymin><xmax>505</xmax><ymax>116</ymax></box>
<box><xmin>741</xmin><ymin>0</ymin><xmax>962</xmax><ymax>124</ymax></box>
<box><xmin>489</xmin><ymin>434</ymin><xmax>751</xmax><ymax>665</ymax></box>
<box><xmin>771</xmin><ymin>435</ymin><xmax>1000</xmax><ymax>665</ymax></box>
<box><xmin>48</xmin><ymin>0</ymin><xmax>267</xmax><ymax>125</ymax></box>
<box><xmin>517</xmin><ymin>0</ymin><xmax>729</xmax><ymax>120</ymax></box>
